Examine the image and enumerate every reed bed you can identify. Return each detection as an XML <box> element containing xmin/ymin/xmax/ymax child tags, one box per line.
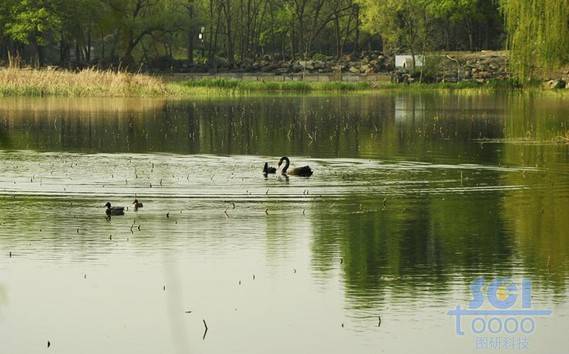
<box><xmin>0</xmin><ymin>67</ymin><xmax>170</xmax><ymax>97</ymax></box>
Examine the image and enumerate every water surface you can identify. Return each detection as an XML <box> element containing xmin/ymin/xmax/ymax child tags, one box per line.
<box><xmin>0</xmin><ymin>94</ymin><xmax>568</xmax><ymax>354</ymax></box>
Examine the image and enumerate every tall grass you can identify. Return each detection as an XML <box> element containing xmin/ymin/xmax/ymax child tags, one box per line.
<box><xmin>0</xmin><ymin>67</ymin><xmax>169</xmax><ymax>97</ymax></box>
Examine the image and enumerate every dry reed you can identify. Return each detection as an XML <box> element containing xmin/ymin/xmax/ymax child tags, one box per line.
<box><xmin>0</xmin><ymin>67</ymin><xmax>170</xmax><ymax>97</ymax></box>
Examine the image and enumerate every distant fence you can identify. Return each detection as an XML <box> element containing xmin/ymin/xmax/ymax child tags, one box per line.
<box><xmin>164</xmin><ymin>72</ymin><xmax>391</xmax><ymax>83</ymax></box>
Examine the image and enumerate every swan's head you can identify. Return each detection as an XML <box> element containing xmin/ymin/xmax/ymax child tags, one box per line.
<box><xmin>133</xmin><ymin>199</ymin><xmax>139</xmax><ymax>205</ymax></box>
<box><xmin>263</xmin><ymin>162</ymin><xmax>269</xmax><ymax>173</ymax></box>
<box><xmin>104</xmin><ymin>202</ymin><xmax>111</xmax><ymax>208</ymax></box>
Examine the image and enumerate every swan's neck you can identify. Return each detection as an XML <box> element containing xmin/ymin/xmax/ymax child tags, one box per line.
<box><xmin>281</xmin><ymin>157</ymin><xmax>290</xmax><ymax>173</ymax></box>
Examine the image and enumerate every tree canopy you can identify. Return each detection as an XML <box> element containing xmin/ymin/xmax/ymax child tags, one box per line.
<box><xmin>501</xmin><ymin>0</ymin><xmax>569</xmax><ymax>79</ymax></box>
<box><xmin>0</xmin><ymin>0</ymin><xmax>565</xmax><ymax>78</ymax></box>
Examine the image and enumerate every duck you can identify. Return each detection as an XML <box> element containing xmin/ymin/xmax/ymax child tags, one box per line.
<box><xmin>105</xmin><ymin>202</ymin><xmax>125</xmax><ymax>216</ymax></box>
<box><xmin>278</xmin><ymin>157</ymin><xmax>313</xmax><ymax>177</ymax></box>
<box><xmin>263</xmin><ymin>162</ymin><xmax>277</xmax><ymax>175</ymax></box>
<box><xmin>133</xmin><ymin>199</ymin><xmax>143</xmax><ymax>211</ymax></box>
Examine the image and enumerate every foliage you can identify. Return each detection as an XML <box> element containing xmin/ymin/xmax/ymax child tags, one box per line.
<box><xmin>501</xmin><ymin>0</ymin><xmax>569</xmax><ymax>79</ymax></box>
<box><xmin>357</xmin><ymin>0</ymin><xmax>504</xmax><ymax>54</ymax></box>
<box><xmin>0</xmin><ymin>0</ymin><xmax>505</xmax><ymax>69</ymax></box>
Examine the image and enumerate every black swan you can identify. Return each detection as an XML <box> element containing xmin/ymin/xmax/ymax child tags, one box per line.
<box><xmin>278</xmin><ymin>157</ymin><xmax>313</xmax><ymax>177</ymax></box>
<box><xmin>263</xmin><ymin>162</ymin><xmax>277</xmax><ymax>175</ymax></box>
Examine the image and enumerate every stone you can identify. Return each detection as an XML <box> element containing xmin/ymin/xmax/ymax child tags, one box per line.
<box><xmin>360</xmin><ymin>64</ymin><xmax>373</xmax><ymax>74</ymax></box>
<box><xmin>548</xmin><ymin>79</ymin><xmax>566</xmax><ymax>89</ymax></box>
<box><xmin>349</xmin><ymin>66</ymin><xmax>360</xmax><ymax>74</ymax></box>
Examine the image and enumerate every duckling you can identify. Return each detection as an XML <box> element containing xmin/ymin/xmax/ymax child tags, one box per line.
<box><xmin>278</xmin><ymin>157</ymin><xmax>313</xmax><ymax>177</ymax></box>
<box><xmin>105</xmin><ymin>202</ymin><xmax>125</xmax><ymax>216</ymax></box>
<box><xmin>133</xmin><ymin>199</ymin><xmax>143</xmax><ymax>211</ymax></box>
<box><xmin>263</xmin><ymin>162</ymin><xmax>277</xmax><ymax>176</ymax></box>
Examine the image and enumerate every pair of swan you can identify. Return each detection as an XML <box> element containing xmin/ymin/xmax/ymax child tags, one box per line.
<box><xmin>263</xmin><ymin>156</ymin><xmax>313</xmax><ymax>177</ymax></box>
<box><xmin>105</xmin><ymin>199</ymin><xmax>143</xmax><ymax>216</ymax></box>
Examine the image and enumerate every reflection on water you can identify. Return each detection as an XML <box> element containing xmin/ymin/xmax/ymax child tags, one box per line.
<box><xmin>0</xmin><ymin>94</ymin><xmax>568</xmax><ymax>354</ymax></box>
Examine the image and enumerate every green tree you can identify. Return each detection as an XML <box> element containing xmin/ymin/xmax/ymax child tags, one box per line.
<box><xmin>357</xmin><ymin>0</ymin><xmax>429</xmax><ymax>66</ymax></box>
<box><xmin>3</xmin><ymin>0</ymin><xmax>61</xmax><ymax>65</ymax></box>
<box><xmin>501</xmin><ymin>0</ymin><xmax>569</xmax><ymax>79</ymax></box>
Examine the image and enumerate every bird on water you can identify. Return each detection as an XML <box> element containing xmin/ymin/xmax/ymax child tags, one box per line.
<box><xmin>133</xmin><ymin>199</ymin><xmax>143</xmax><ymax>211</ymax></box>
<box><xmin>105</xmin><ymin>202</ymin><xmax>125</xmax><ymax>216</ymax></box>
<box><xmin>278</xmin><ymin>157</ymin><xmax>313</xmax><ymax>177</ymax></box>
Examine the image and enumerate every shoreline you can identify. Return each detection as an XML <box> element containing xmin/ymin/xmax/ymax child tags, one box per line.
<box><xmin>0</xmin><ymin>67</ymin><xmax>566</xmax><ymax>98</ymax></box>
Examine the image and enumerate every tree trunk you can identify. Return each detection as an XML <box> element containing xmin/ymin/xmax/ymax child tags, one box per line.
<box><xmin>86</xmin><ymin>26</ymin><xmax>92</xmax><ymax>63</ymax></box>
<box><xmin>187</xmin><ymin>3</ymin><xmax>195</xmax><ymax>63</ymax></box>
<box><xmin>334</xmin><ymin>14</ymin><xmax>341</xmax><ymax>59</ymax></box>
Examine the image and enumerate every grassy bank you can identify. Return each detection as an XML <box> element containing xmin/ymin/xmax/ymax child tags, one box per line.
<box><xmin>169</xmin><ymin>77</ymin><xmax>531</xmax><ymax>96</ymax></box>
<box><xmin>0</xmin><ymin>67</ymin><xmax>566</xmax><ymax>97</ymax></box>
<box><xmin>171</xmin><ymin>78</ymin><xmax>373</xmax><ymax>93</ymax></box>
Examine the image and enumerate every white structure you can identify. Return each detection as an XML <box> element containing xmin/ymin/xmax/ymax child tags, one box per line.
<box><xmin>395</xmin><ymin>55</ymin><xmax>424</xmax><ymax>69</ymax></box>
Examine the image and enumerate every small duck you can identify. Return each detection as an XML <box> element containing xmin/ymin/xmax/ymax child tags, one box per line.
<box><xmin>133</xmin><ymin>199</ymin><xmax>143</xmax><ymax>211</ymax></box>
<box><xmin>263</xmin><ymin>162</ymin><xmax>277</xmax><ymax>176</ymax></box>
<box><xmin>278</xmin><ymin>157</ymin><xmax>313</xmax><ymax>177</ymax></box>
<box><xmin>105</xmin><ymin>202</ymin><xmax>125</xmax><ymax>216</ymax></box>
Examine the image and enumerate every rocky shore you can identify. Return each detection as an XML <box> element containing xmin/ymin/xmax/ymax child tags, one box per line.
<box><xmin>152</xmin><ymin>50</ymin><xmax>568</xmax><ymax>87</ymax></box>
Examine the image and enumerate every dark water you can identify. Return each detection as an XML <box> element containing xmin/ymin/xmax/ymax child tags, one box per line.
<box><xmin>0</xmin><ymin>94</ymin><xmax>568</xmax><ymax>354</ymax></box>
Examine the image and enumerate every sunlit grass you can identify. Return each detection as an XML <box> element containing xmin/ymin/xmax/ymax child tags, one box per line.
<box><xmin>174</xmin><ymin>78</ymin><xmax>372</xmax><ymax>92</ymax></box>
<box><xmin>0</xmin><ymin>67</ymin><xmax>169</xmax><ymax>97</ymax></box>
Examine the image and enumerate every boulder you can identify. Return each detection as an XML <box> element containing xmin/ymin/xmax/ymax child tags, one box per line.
<box><xmin>360</xmin><ymin>64</ymin><xmax>373</xmax><ymax>74</ymax></box>
<box><xmin>348</xmin><ymin>66</ymin><xmax>360</xmax><ymax>74</ymax></box>
<box><xmin>548</xmin><ymin>79</ymin><xmax>566</xmax><ymax>89</ymax></box>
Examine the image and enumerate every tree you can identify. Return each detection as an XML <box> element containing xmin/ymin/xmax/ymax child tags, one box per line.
<box><xmin>3</xmin><ymin>0</ymin><xmax>62</xmax><ymax>65</ymax></box>
<box><xmin>357</xmin><ymin>0</ymin><xmax>429</xmax><ymax>66</ymax></box>
<box><xmin>501</xmin><ymin>0</ymin><xmax>569</xmax><ymax>79</ymax></box>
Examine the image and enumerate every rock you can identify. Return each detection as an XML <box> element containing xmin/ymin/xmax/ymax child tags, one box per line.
<box><xmin>360</xmin><ymin>64</ymin><xmax>373</xmax><ymax>74</ymax></box>
<box><xmin>548</xmin><ymin>79</ymin><xmax>566</xmax><ymax>89</ymax></box>
<box><xmin>291</xmin><ymin>63</ymin><xmax>303</xmax><ymax>72</ymax></box>
<box><xmin>349</xmin><ymin>66</ymin><xmax>360</xmax><ymax>74</ymax></box>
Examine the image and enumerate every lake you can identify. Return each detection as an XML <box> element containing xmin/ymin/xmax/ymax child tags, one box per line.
<box><xmin>0</xmin><ymin>93</ymin><xmax>568</xmax><ymax>354</ymax></box>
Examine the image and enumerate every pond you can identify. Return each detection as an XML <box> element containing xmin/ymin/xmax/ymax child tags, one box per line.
<box><xmin>0</xmin><ymin>93</ymin><xmax>568</xmax><ymax>354</ymax></box>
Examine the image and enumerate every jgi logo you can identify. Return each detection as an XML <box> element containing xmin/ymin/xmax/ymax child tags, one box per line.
<box><xmin>448</xmin><ymin>277</ymin><xmax>552</xmax><ymax>338</ymax></box>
